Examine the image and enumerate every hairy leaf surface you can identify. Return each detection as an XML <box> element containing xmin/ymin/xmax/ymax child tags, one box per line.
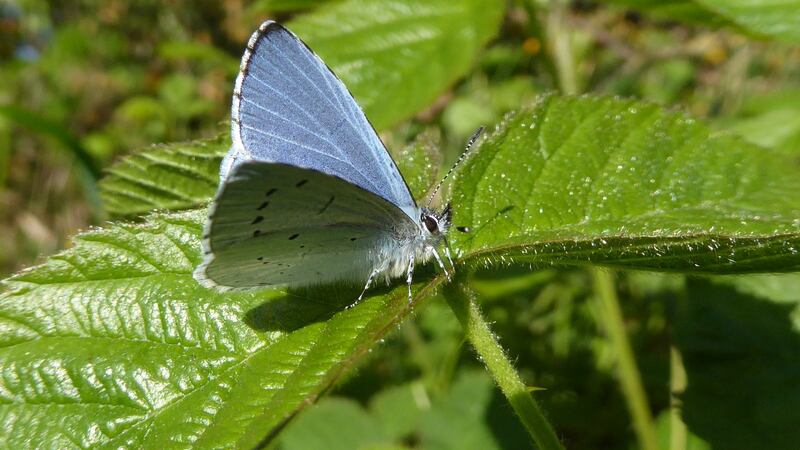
<box><xmin>450</xmin><ymin>96</ymin><xmax>800</xmax><ymax>272</ymax></box>
<box><xmin>0</xmin><ymin>210</ymin><xmax>441</xmax><ymax>449</ymax></box>
<box><xmin>99</xmin><ymin>135</ymin><xmax>226</xmax><ymax>216</ymax></box>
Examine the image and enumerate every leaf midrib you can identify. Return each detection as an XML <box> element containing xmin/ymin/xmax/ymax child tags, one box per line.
<box><xmin>460</xmin><ymin>196</ymin><xmax>798</xmax><ymax>253</ymax></box>
<box><xmin>235</xmin><ymin>276</ymin><xmax>445</xmax><ymax>448</ymax></box>
<box><xmin>462</xmin><ymin>232</ymin><xmax>800</xmax><ymax>263</ymax></box>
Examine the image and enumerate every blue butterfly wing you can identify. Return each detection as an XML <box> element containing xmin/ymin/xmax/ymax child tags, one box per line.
<box><xmin>194</xmin><ymin>162</ymin><xmax>417</xmax><ymax>290</ymax></box>
<box><xmin>224</xmin><ymin>20</ymin><xmax>415</xmax><ymax>211</ymax></box>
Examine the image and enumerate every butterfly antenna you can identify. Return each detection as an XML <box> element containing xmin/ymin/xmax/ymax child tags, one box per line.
<box><xmin>425</xmin><ymin>126</ymin><xmax>485</xmax><ymax>207</ymax></box>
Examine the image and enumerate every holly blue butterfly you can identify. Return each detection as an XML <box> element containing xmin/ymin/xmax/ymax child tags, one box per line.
<box><xmin>194</xmin><ymin>20</ymin><xmax>474</xmax><ymax>303</ymax></box>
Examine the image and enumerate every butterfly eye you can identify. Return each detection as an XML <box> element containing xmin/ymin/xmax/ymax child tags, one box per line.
<box><xmin>422</xmin><ymin>215</ymin><xmax>439</xmax><ymax>233</ymax></box>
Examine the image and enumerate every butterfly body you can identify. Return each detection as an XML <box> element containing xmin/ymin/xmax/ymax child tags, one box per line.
<box><xmin>194</xmin><ymin>20</ymin><xmax>454</xmax><ymax>299</ymax></box>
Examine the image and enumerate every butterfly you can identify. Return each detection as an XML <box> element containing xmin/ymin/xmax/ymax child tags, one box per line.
<box><xmin>193</xmin><ymin>20</ymin><xmax>477</xmax><ymax>303</ymax></box>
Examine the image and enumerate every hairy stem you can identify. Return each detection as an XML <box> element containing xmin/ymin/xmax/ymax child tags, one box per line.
<box><xmin>443</xmin><ymin>273</ymin><xmax>564</xmax><ymax>450</ymax></box>
<box><xmin>592</xmin><ymin>268</ymin><xmax>660</xmax><ymax>450</ymax></box>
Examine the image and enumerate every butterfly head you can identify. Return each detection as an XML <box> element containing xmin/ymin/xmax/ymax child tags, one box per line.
<box><xmin>419</xmin><ymin>203</ymin><xmax>452</xmax><ymax>240</ymax></box>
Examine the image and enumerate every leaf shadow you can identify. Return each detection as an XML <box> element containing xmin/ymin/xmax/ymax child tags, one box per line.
<box><xmin>675</xmin><ymin>278</ymin><xmax>800</xmax><ymax>450</ymax></box>
<box><xmin>242</xmin><ymin>282</ymin><xmax>396</xmax><ymax>333</ymax></box>
<box><xmin>241</xmin><ymin>262</ymin><xmax>442</xmax><ymax>333</ymax></box>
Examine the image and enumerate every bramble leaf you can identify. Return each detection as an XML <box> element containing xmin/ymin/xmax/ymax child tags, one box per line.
<box><xmin>694</xmin><ymin>0</ymin><xmax>800</xmax><ymax>42</ymax></box>
<box><xmin>0</xmin><ymin>209</ymin><xmax>441</xmax><ymax>449</ymax></box>
<box><xmin>99</xmin><ymin>134</ymin><xmax>226</xmax><ymax>216</ymax></box>
<box><xmin>603</xmin><ymin>0</ymin><xmax>800</xmax><ymax>42</ymax></box>
<box><xmin>450</xmin><ymin>95</ymin><xmax>800</xmax><ymax>273</ymax></box>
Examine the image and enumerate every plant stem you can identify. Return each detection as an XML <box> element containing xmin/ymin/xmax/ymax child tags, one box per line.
<box><xmin>670</xmin><ymin>346</ymin><xmax>688</xmax><ymax>450</ymax></box>
<box><xmin>592</xmin><ymin>268</ymin><xmax>660</xmax><ymax>450</ymax></box>
<box><xmin>443</xmin><ymin>273</ymin><xmax>564</xmax><ymax>450</ymax></box>
<box><xmin>546</xmin><ymin>0</ymin><xmax>579</xmax><ymax>95</ymax></box>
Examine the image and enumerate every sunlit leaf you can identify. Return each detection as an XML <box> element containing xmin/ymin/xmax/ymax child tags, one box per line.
<box><xmin>450</xmin><ymin>95</ymin><xmax>800</xmax><ymax>273</ymax></box>
<box><xmin>99</xmin><ymin>134</ymin><xmax>227</xmax><ymax>216</ymax></box>
<box><xmin>694</xmin><ymin>0</ymin><xmax>800</xmax><ymax>42</ymax></box>
<box><xmin>289</xmin><ymin>0</ymin><xmax>505</xmax><ymax>129</ymax></box>
<box><xmin>719</xmin><ymin>89</ymin><xmax>800</xmax><ymax>157</ymax></box>
<box><xmin>0</xmin><ymin>209</ymin><xmax>441</xmax><ymax>449</ymax></box>
<box><xmin>391</xmin><ymin>129</ymin><xmax>443</xmax><ymax>201</ymax></box>
<box><xmin>604</xmin><ymin>0</ymin><xmax>800</xmax><ymax>41</ymax></box>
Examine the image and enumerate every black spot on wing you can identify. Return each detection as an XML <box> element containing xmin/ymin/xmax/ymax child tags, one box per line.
<box><xmin>318</xmin><ymin>195</ymin><xmax>335</xmax><ymax>215</ymax></box>
<box><xmin>289</xmin><ymin>233</ymin><xmax>299</xmax><ymax>240</ymax></box>
<box><xmin>350</xmin><ymin>237</ymin><xmax>357</xmax><ymax>241</ymax></box>
<box><xmin>257</xmin><ymin>201</ymin><xmax>269</xmax><ymax>210</ymax></box>
<box><xmin>296</xmin><ymin>179</ymin><xmax>308</xmax><ymax>187</ymax></box>
<box><xmin>266</xmin><ymin>188</ymin><xmax>278</xmax><ymax>197</ymax></box>
<box><xmin>253</xmin><ymin>230</ymin><xmax>261</xmax><ymax>237</ymax></box>
<box><xmin>252</xmin><ymin>215</ymin><xmax>264</xmax><ymax>224</ymax></box>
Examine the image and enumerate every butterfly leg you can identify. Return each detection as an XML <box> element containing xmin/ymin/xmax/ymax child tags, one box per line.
<box><xmin>442</xmin><ymin>236</ymin><xmax>456</xmax><ymax>272</ymax></box>
<box><xmin>406</xmin><ymin>254</ymin><xmax>415</xmax><ymax>304</ymax></box>
<box><xmin>430</xmin><ymin>247</ymin><xmax>451</xmax><ymax>281</ymax></box>
<box><xmin>352</xmin><ymin>267</ymin><xmax>380</xmax><ymax>308</ymax></box>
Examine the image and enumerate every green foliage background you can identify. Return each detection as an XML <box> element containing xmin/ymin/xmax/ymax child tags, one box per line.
<box><xmin>1</xmin><ymin>0</ymin><xmax>800</xmax><ymax>449</ymax></box>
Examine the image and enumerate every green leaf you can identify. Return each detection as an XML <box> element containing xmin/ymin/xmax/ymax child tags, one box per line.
<box><xmin>391</xmin><ymin>128</ymin><xmax>443</xmax><ymax>201</ymax></box>
<box><xmin>649</xmin><ymin>411</ymin><xmax>711</xmax><ymax>450</ymax></box>
<box><xmin>602</xmin><ymin>0</ymin><xmax>800</xmax><ymax>41</ymax></box>
<box><xmin>676</xmin><ymin>277</ymin><xmax>800</xmax><ymax>450</ymax></box>
<box><xmin>0</xmin><ymin>209</ymin><xmax>441</xmax><ymax>449</ymax></box>
<box><xmin>418</xmin><ymin>370</ymin><xmax>528</xmax><ymax>450</ymax></box>
<box><xmin>279</xmin><ymin>398</ymin><xmax>391</xmax><ymax>450</ymax></box>
<box><xmin>718</xmin><ymin>273</ymin><xmax>800</xmax><ymax>307</ymax></box>
<box><xmin>600</xmin><ymin>0</ymin><xmax>733</xmax><ymax>26</ymax></box>
<box><xmin>289</xmin><ymin>0</ymin><xmax>505</xmax><ymax>130</ymax></box>
<box><xmin>450</xmin><ymin>95</ymin><xmax>800</xmax><ymax>273</ymax></box>
<box><xmin>279</xmin><ymin>373</ymin><xmax>530</xmax><ymax>450</ymax></box>
<box><xmin>248</xmin><ymin>0</ymin><xmax>337</xmax><ymax>14</ymax></box>
<box><xmin>693</xmin><ymin>0</ymin><xmax>800</xmax><ymax>42</ymax></box>
<box><xmin>369</xmin><ymin>383</ymin><xmax>426</xmax><ymax>440</ymax></box>
<box><xmin>99</xmin><ymin>134</ymin><xmax>227</xmax><ymax>216</ymax></box>
<box><xmin>719</xmin><ymin>89</ymin><xmax>800</xmax><ymax>157</ymax></box>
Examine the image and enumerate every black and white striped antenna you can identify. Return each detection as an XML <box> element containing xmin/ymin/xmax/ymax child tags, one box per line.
<box><xmin>425</xmin><ymin>126</ymin><xmax>484</xmax><ymax>207</ymax></box>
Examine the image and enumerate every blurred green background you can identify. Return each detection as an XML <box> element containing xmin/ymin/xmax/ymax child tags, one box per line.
<box><xmin>2</xmin><ymin>1</ymin><xmax>799</xmax><ymax>449</ymax></box>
